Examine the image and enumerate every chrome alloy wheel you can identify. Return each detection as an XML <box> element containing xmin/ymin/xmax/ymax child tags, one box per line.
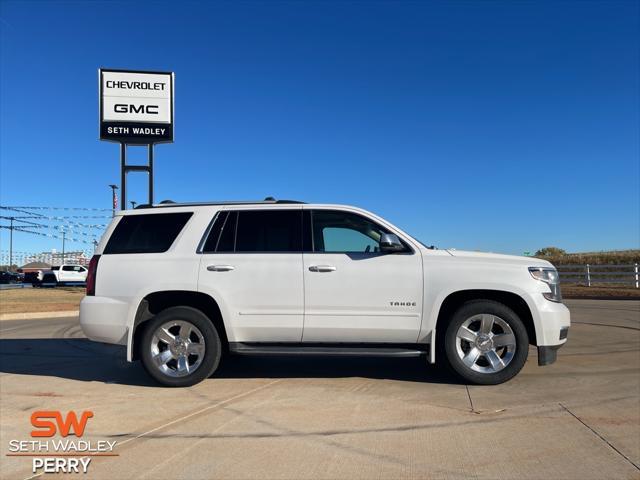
<box><xmin>150</xmin><ymin>320</ymin><xmax>206</xmax><ymax>377</ymax></box>
<box><xmin>455</xmin><ymin>314</ymin><xmax>516</xmax><ymax>374</ymax></box>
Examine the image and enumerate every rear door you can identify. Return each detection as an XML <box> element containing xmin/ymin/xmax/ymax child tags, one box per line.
<box><xmin>302</xmin><ymin>208</ymin><xmax>423</xmax><ymax>343</ymax></box>
<box><xmin>198</xmin><ymin>207</ymin><xmax>304</xmax><ymax>343</ymax></box>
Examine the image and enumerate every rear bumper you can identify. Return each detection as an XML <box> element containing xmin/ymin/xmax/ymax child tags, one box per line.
<box><xmin>79</xmin><ymin>296</ymin><xmax>129</xmax><ymax>345</ymax></box>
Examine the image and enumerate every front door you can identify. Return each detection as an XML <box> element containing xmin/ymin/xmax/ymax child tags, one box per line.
<box><xmin>302</xmin><ymin>209</ymin><xmax>423</xmax><ymax>343</ymax></box>
<box><xmin>198</xmin><ymin>208</ymin><xmax>304</xmax><ymax>343</ymax></box>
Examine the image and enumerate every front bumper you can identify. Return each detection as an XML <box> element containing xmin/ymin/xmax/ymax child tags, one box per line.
<box><xmin>79</xmin><ymin>296</ymin><xmax>129</xmax><ymax>345</ymax></box>
<box><xmin>538</xmin><ymin>341</ymin><xmax>564</xmax><ymax>366</ymax></box>
<box><xmin>529</xmin><ymin>295</ymin><xmax>571</xmax><ymax>366</ymax></box>
<box><xmin>538</xmin><ymin>326</ymin><xmax>569</xmax><ymax>365</ymax></box>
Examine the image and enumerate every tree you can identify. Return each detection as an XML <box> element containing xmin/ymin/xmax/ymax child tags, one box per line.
<box><xmin>535</xmin><ymin>247</ymin><xmax>567</xmax><ymax>257</ymax></box>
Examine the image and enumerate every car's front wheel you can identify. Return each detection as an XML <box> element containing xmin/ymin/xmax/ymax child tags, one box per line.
<box><xmin>442</xmin><ymin>300</ymin><xmax>529</xmax><ymax>385</ymax></box>
<box><xmin>140</xmin><ymin>306</ymin><xmax>222</xmax><ymax>387</ymax></box>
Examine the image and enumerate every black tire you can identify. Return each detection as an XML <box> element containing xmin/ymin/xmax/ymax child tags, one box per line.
<box><xmin>441</xmin><ymin>300</ymin><xmax>529</xmax><ymax>385</ymax></box>
<box><xmin>42</xmin><ymin>274</ymin><xmax>58</xmax><ymax>288</ymax></box>
<box><xmin>140</xmin><ymin>306</ymin><xmax>222</xmax><ymax>387</ymax></box>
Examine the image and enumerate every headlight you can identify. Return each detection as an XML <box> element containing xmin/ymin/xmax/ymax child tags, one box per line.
<box><xmin>529</xmin><ymin>267</ymin><xmax>562</xmax><ymax>302</ymax></box>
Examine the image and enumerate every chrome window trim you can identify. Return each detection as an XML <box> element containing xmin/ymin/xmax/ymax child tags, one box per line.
<box><xmin>196</xmin><ymin>211</ymin><xmax>221</xmax><ymax>254</ymax></box>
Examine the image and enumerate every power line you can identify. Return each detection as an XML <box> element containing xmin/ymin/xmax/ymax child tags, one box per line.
<box><xmin>0</xmin><ymin>206</ymin><xmax>48</xmax><ymax>218</ymax></box>
<box><xmin>6</xmin><ymin>214</ymin><xmax>111</xmax><ymax>219</ymax></box>
<box><xmin>0</xmin><ymin>216</ymin><xmax>43</xmax><ymax>227</ymax></box>
<box><xmin>1</xmin><ymin>205</ymin><xmax>111</xmax><ymax>211</ymax></box>
<box><xmin>0</xmin><ymin>224</ymin><xmax>99</xmax><ymax>240</ymax></box>
<box><xmin>1</xmin><ymin>224</ymin><xmax>99</xmax><ymax>239</ymax></box>
<box><xmin>0</xmin><ymin>225</ymin><xmax>95</xmax><ymax>245</ymax></box>
<box><xmin>0</xmin><ymin>217</ymin><xmax>107</xmax><ymax>229</ymax></box>
<box><xmin>0</xmin><ymin>214</ymin><xmax>104</xmax><ymax>236</ymax></box>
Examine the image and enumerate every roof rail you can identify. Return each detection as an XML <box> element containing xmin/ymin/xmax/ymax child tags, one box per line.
<box><xmin>132</xmin><ymin>197</ymin><xmax>306</xmax><ymax>209</ymax></box>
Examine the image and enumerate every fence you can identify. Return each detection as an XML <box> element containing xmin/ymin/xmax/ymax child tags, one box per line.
<box><xmin>556</xmin><ymin>264</ymin><xmax>639</xmax><ymax>288</ymax></box>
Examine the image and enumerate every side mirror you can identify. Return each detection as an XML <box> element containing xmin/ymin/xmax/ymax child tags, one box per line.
<box><xmin>380</xmin><ymin>233</ymin><xmax>405</xmax><ymax>253</ymax></box>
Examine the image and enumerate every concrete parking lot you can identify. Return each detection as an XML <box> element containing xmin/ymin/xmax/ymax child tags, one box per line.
<box><xmin>0</xmin><ymin>299</ymin><xmax>638</xmax><ymax>479</ymax></box>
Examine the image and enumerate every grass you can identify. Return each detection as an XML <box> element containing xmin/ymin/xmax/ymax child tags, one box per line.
<box><xmin>536</xmin><ymin>249</ymin><xmax>640</xmax><ymax>266</ymax></box>
<box><xmin>0</xmin><ymin>287</ymin><xmax>85</xmax><ymax>314</ymax></box>
<box><xmin>562</xmin><ymin>283</ymin><xmax>640</xmax><ymax>299</ymax></box>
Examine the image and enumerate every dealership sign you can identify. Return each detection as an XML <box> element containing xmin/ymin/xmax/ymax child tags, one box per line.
<box><xmin>99</xmin><ymin>68</ymin><xmax>174</xmax><ymax>144</ymax></box>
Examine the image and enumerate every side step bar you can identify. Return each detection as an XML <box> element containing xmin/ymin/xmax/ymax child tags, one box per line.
<box><xmin>229</xmin><ymin>342</ymin><xmax>428</xmax><ymax>358</ymax></box>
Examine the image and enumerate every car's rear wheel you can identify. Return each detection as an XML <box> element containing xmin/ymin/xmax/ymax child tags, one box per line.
<box><xmin>140</xmin><ymin>306</ymin><xmax>221</xmax><ymax>387</ymax></box>
<box><xmin>442</xmin><ymin>300</ymin><xmax>529</xmax><ymax>385</ymax></box>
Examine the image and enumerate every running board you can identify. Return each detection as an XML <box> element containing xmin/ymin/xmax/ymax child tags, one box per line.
<box><xmin>229</xmin><ymin>342</ymin><xmax>428</xmax><ymax>358</ymax></box>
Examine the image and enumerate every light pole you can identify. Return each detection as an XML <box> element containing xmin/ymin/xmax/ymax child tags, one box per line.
<box><xmin>9</xmin><ymin>216</ymin><xmax>14</xmax><ymax>271</ymax></box>
<box><xmin>61</xmin><ymin>230</ymin><xmax>66</xmax><ymax>265</ymax></box>
<box><xmin>109</xmin><ymin>184</ymin><xmax>119</xmax><ymax>217</ymax></box>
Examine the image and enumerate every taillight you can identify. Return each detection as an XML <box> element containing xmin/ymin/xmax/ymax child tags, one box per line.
<box><xmin>86</xmin><ymin>255</ymin><xmax>100</xmax><ymax>296</ymax></box>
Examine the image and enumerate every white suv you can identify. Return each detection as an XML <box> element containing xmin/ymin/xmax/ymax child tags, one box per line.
<box><xmin>80</xmin><ymin>199</ymin><xmax>570</xmax><ymax>387</ymax></box>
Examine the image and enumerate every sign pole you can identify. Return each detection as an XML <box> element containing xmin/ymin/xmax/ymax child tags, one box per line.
<box><xmin>120</xmin><ymin>143</ymin><xmax>127</xmax><ymax>210</ymax></box>
<box><xmin>148</xmin><ymin>144</ymin><xmax>154</xmax><ymax>205</ymax></box>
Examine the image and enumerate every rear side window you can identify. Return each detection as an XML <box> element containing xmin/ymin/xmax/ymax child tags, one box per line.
<box><xmin>216</xmin><ymin>211</ymin><xmax>237</xmax><ymax>252</ymax></box>
<box><xmin>104</xmin><ymin>212</ymin><xmax>192</xmax><ymax>254</ymax></box>
<box><xmin>201</xmin><ymin>211</ymin><xmax>229</xmax><ymax>253</ymax></box>
<box><xmin>201</xmin><ymin>211</ymin><xmax>237</xmax><ymax>253</ymax></box>
<box><xmin>201</xmin><ymin>210</ymin><xmax>301</xmax><ymax>253</ymax></box>
<box><xmin>236</xmin><ymin>210</ymin><xmax>301</xmax><ymax>252</ymax></box>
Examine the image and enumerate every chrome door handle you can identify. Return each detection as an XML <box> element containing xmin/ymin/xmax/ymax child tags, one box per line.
<box><xmin>309</xmin><ymin>265</ymin><xmax>336</xmax><ymax>273</ymax></box>
<box><xmin>207</xmin><ymin>265</ymin><xmax>235</xmax><ymax>272</ymax></box>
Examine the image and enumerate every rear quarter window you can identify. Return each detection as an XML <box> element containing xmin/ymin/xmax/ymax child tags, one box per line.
<box><xmin>104</xmin><ymin>212</ymin><xmax>193</xmax><ymax>254</ymax></box>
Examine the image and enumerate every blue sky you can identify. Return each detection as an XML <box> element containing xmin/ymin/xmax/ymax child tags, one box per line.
<box><xmin>1</xmin><ymin>0</ymin><xmax>638</xmax><ymax>258</ymax></box>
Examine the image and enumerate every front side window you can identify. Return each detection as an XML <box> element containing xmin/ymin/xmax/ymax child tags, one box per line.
<box><xmin>312</xmin><ymin>210</ymin><xmax>403</xmax><ymax>253</ymax></box>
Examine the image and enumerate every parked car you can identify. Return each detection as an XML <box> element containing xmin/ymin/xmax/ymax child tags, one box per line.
<box><xmin>29</xmin><ymin>264</ymin><xmax>88</xmax><ymax>286</ymax></box>
<box><xmin>80</xmin><ymin>198</ymin><xmax>570</xmax><ymax>387</ymax></box>
<box><xmin>0</xmin><ymin>271</ymin><xmax>20</xmax><ymax>284</ymax></box>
